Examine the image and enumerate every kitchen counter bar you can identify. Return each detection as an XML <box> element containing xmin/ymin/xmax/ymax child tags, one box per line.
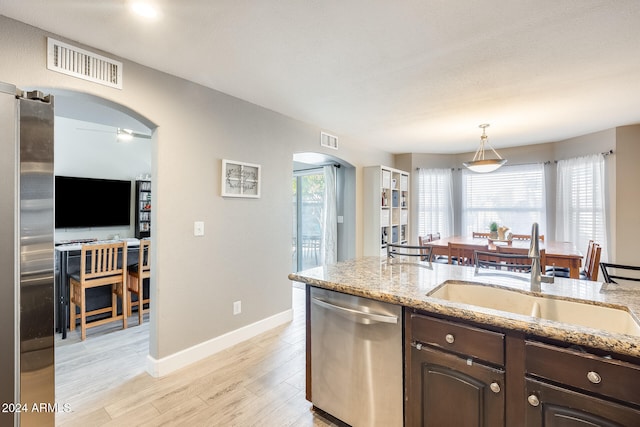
<box><xmin>289</xmin><ymin>257</ymin><xmax>640</xmax><ymax>358</ymax></box>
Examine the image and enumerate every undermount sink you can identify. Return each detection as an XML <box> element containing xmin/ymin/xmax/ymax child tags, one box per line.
<box><xmin>428</xmin><ymin>281</ymin><xmax>640</xmax><ymax>337</ymax></box>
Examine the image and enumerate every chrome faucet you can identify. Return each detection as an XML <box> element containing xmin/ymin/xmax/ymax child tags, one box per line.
<box><xmin>528</xmin><ymin>222</ymin><xmax>553</xmax><ymax>291</ymax></box>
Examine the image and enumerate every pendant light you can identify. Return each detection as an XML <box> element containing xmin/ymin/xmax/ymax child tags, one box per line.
<box><xmin>463</xmin><ymin>124</ymin><xmax>507</xmax><ymax>173</ymax></box>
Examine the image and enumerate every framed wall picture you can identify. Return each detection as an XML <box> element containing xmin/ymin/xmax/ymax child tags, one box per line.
<box><xmin>221</xmin><ymin>159</ymin><xmax>261</xmax><ymax>198</ymax></box>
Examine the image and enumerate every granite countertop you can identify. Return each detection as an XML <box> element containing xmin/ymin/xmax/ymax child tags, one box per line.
<box><xmin>288</xmin><ymin>257</ymin><xmax>640</xmax><ymax>359</ymax></box>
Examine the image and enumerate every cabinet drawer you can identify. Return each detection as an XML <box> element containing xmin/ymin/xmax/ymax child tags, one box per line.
<box><xmin>525</xmin><ymin>378</ymin><xmax>640</xmax><ymax>426</ymax></box>
<box><xmin>525</xmin><ymin>340</ymin><xmax>640</xmax><ymax>406</ymax></box>
<box><xmin>410</xmin><ymin>313</ymin><xmax>505</xmax><ymax>366</ymax></box>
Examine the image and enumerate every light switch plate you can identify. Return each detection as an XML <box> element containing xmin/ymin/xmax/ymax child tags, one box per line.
<box><xmin>194</xmin><ymin>221</ymin><xmax>205</xmax><ymax>236</ymax></box>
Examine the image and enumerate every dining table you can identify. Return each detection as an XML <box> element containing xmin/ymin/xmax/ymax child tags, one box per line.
<box><xmin>426</xmin><ymin>236</ymin><xmax>584</xmax><ymax>279</ymax></box>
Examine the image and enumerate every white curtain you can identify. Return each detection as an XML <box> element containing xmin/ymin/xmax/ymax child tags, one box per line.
<box><xmin>417</xmin><ymin>168</ymin><xmax>454</xmax><ymax>238</ymax></box>
<box><xmin>321</xmin><ymin>165</ymin><xmax>338</xmax><ymax>265</ymax></box>
<box><xmin>556</xmin><ymin>154</ymin><xmax>608</xmax><ymax>262</ymax></box>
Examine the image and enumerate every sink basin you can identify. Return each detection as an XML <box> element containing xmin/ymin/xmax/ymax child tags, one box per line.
<box><xmin>428</xmin><ymin>281</ymin><xmax>640</xmax><ymax>337</ymax></box>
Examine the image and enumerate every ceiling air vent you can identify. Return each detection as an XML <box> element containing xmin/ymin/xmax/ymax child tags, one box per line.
<box><xmin>47</xmin><ymin>38</ymin><xmax>123</xmax><ymax>89</ymax></box>
<box><xmin>320</xmin><ymin>132</ymin><xmax>338</xmax><ymax>150</ymax></box>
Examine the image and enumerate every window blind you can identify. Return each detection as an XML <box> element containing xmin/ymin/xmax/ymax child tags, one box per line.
<box><xmin>461</xmin><ymin>163</ymin><xmax>547</xmax><ymax>236</ymax></box>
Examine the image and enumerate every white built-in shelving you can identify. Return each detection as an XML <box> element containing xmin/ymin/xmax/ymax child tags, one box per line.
<box><xmin>364</xmin><ymin>165</ymin><xmax>410</xmax><ymax>257</ymax></box>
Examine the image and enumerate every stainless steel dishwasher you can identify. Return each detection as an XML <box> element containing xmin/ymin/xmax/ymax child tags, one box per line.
<box><xmin>310</xmin><ymin>287</ymin><xmax>403</xmax><ymax>427</ymax></box>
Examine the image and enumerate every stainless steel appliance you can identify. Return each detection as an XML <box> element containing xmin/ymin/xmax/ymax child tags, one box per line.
<box><xmin>310</xmin><ymin>287</ymin><xmax>403</xmax><ymax>427</ymax></box>
<box><xmin>0</xmin><ymin>82</ymin><xmax>55</xmax><ymax>427</ymax></box>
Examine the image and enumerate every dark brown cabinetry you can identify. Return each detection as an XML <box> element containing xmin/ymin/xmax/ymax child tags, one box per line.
<box><xmin>406</xmin><ymin>312</ymin><xmax>506</xmax><ymax>426</ymax></box>
<box><xmin>525</xmin><ymin>378</ymin><xmax>640</xmax><ymax>426</ymax></box>
<box><xmin>409</xmin><ymin>344</ymin><xmax>505</xmax><ymax>426</ymax></box>
<box><xmin>405</xmin><ymin>309</ymin><xmax>640</xmax><ymax>427</ymax></box>
<box><xmin>524</xmin><ymin>340</ymin><xmax>640</xmax><ymax>426</ymax></box>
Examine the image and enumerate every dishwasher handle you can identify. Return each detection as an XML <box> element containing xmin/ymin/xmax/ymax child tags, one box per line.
<box><xmin>312</xmin><ymin>297</ymin><xmax>398</xmax><ymax>325</ymax></box>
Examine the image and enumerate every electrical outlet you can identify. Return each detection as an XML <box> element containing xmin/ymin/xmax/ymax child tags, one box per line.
<box><xmin>233</xmin><ymin>300</ymin><xmax>241</xmax><ymax>315</ymax></box>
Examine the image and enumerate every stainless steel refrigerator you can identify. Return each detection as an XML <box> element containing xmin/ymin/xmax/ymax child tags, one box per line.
<box><xmin>0</xmin><ymin>82</ymin><xmax>55</xmax><ymax>427</ymax></box>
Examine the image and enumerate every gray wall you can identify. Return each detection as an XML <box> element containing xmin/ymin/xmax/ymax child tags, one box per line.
<box><xmin>0</xmin><ymin>15</ymin><xmax>392</xmax><ymax>361</ymax></box>
<box><xmin>615</xmin><ymin>126</ymin><xmax>640</xmax><ymax>264</ymax></box>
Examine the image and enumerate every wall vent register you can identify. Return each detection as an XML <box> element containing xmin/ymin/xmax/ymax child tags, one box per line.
<box><xmin>47</xmin><ymin>37</ymin><xmax>123</xmax><ymax>89</ymax></box>
<box><xmin>320</xmin><ymin>132</ymin><xmax>338</xmax><ymax>150</ymax></box>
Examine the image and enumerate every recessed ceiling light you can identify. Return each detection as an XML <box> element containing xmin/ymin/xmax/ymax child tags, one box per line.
<box><xmin>129</xmin><ymin>2</ymin><xmax>160</xmax><ymax>20</ymax></box>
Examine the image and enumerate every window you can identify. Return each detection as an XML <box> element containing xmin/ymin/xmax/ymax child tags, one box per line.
<box><xmin>556</xmin><ymin>154</ymin><xmax>608</xmax><ymax>262</ymax></box>
<box><xmin>417</xmin><ymin>168</ymin><xmax>454</xmax><ymax>238</ymax></box>
<box><xmin>461</xmin><ymin>163</ymin><xmax>546</xmax><ymax>236</ymax></box>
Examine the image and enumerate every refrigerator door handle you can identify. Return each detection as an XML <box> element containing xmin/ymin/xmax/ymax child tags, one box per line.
<box><xmin>311</xmin><ymin>296</ymin><xmax>398</xmax><ymax>325</ymax></box>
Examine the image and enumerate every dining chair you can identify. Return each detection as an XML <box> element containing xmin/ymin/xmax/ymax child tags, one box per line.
<box><xmin>583</xmin><ymin>244</ymin><xmax>601</xmax><ymax>281</ymax></box>
<box><xmin>600</xmin><ymin>262</ymin><xmax>640</xmax><ymax>285</ymax></box>
<box><xmin>69</xmin><ymin>241</ymin><xmax>128</xmax><ymax>340</ymax></box>
<box><xmin>422</xmin><ymin>233</ymin><xmax>449</xmax><ymax>263</ymax></box>
<box><xmin>419</xmin><ymin>234</ymin><xmax>433</xmax><ymax>243</ymax></box>
<box><xmin>387</xmin><ymin>243</ymin><xmax>432</xmax><ymax>262</ymax></box>
<box><xmin>547</xmin><ymin>240</ymin><xmax>598</xmax><ymax>280</ymax></box>
<box><xmin>496</xmin><ymin>246</ymin><xmax>546</xmax><ymax>273</ymax></box>
<box><xmin>448</xmin><ymin>242</ymin><xmax>489</xmax><ymax>266</ymax></box>
<box><xmin>418</xmin><ymin>235</ymin><xmax>433</xmax><ymax>261</ymax></box>
<box><xmin>128</xmin><ymin>239</ymin><xmax>151</xmax><ymax>325</ymax></box>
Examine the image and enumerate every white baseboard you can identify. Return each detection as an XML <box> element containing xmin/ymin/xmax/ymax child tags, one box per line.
<box><xmin>146</xmin><ymin>309</ymin><xmax>293</xmax><ymax>377</ymax></box>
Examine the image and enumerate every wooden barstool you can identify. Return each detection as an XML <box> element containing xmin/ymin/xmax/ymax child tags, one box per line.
<box><xmin>69</xmin><ymin>241</ymin><xmax>128</xmax><ymax>340</ymax></box>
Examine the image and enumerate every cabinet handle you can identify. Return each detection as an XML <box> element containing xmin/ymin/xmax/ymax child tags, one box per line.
<box><xmin>527</xmin><ymin>394</ymin><xmax>540</xmax><ymax>407</ymax></box>
<box><xmin>587</xmin><ymin>371</ymin><xmax>602</xmax><ymax>384</ymax></box>
<box><xmin>445</xmin><ymin>333</ymin><xmax>455</xmax><ymax>344</ymax></box>
<box><xmin>415</xmin><ymin>342</ymin><xmax>423</xmax><ymax>351</ymax></box>
<box><xmin>490</xmin><ymin>382</ymin><xmax>501</xmax><ymax>393</ymax></box>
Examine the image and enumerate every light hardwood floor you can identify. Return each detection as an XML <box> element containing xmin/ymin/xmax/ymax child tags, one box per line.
<box><xmin>55</xmin><ymin>285</ymin><xmax>338</xmax><ymax>426</ymax></box>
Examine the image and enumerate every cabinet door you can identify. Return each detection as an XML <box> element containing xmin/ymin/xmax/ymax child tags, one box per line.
<box><xmin>525</xmin><ymin>378</ymin><xmax>640</xmax><ymax>426</ymax></box>
<box><xmin>407</xmin><ymin>345</ymin><xmax>505</xmax><ymax>427</ymax></box>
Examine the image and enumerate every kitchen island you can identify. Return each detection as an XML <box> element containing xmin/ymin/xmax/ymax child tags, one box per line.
<box><xmin>289</xmin><ymin>257</ymin><xmax>640</xmax><ymax>426</ymax></box>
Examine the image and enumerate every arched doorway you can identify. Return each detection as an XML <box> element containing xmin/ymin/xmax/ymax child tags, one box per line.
<box><xmin>42</xmin><ymin>89</ymin><xmax>158</xmax><ymax>405</ymax></box>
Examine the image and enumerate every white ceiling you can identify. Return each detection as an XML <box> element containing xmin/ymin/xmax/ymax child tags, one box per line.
<box><xmin>2</xmin><ymin>0</ymin><xmax>640</xmax><ymax>154</ymax></box>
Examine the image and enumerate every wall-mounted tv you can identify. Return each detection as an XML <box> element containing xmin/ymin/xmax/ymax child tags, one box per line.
<box><xmin>55</xmin><ymin>176</ymin><xmax>132</xmax><ymax>228</ymax></box>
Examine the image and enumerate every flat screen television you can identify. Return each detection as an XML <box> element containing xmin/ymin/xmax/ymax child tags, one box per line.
<box><xmin>55</xmin><ymin>176</ymin><xmax>132</xmax><ymax>228</ymax></box>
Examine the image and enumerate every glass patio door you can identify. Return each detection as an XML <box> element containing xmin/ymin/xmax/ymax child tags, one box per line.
<box><xmin>292</xmin><ymin>169</ymin><xmax>325</xmax><ymax>272</ymax></box>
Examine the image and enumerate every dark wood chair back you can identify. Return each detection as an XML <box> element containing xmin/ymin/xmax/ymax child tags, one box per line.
<box><xmin>448</xmin><ymin>243</ymin><xmax>489</xmax><ymax>266</ymax></box>
<box><xmin>584</xmin><ymin>243</ymin><xmax>601</xmax><ymax>281</ymax></box>
<box><xmin>496</xmin><ymin>246</ymin><xmax>545</xmax><ymax>273</ymax></box>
